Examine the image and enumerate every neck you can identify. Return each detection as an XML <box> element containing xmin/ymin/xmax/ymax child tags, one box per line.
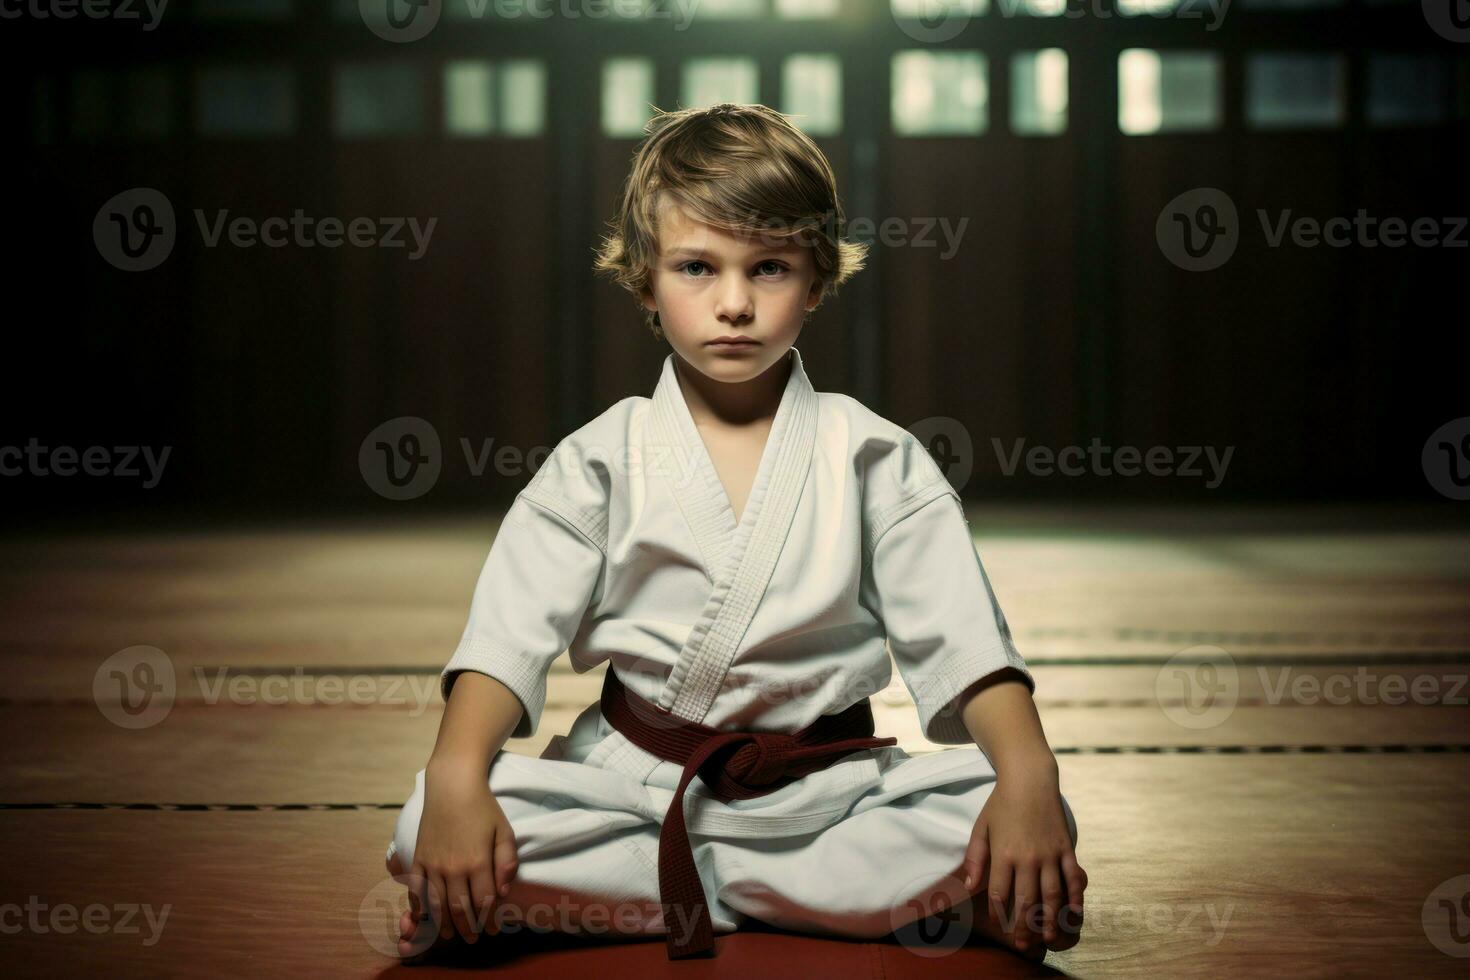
<box><xmin>674</xmin><ymin>349</ymin><xmax>792</xmax><ymax>428</ymax></box>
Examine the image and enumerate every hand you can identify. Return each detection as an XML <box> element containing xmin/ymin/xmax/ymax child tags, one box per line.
<box><xmin>409</xmin><ymin>758</ymin><xmax>520</xmax><ymax>943</ymax></box>
<box><xmin>959</xmin><ymin>761</ymin><xmax>1086</xmax><ymax>953</ymax></box>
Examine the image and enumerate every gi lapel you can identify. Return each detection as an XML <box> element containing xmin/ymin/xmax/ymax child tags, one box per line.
<box><xmin>648</xmin><ymin>347</ymin><xmax>820</xmax><ymax>724</ymax></box>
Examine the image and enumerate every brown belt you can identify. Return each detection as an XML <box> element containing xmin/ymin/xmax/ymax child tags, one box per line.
<box><xmin>598</xmin><ymin>666</ymin><xmax>897</xmax><ymax>958</ymax></box>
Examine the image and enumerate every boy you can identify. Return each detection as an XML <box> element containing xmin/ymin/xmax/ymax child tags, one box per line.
<box><xmin>385</xmin><ymin>103</ymin><xmax>1086</xmax><ymax>963</ymax></box>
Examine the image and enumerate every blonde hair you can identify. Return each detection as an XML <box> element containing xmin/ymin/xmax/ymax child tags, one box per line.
<box><xmin>593</xmin><ymin>103</ymin><xmax>869</xmax><ymax>339</ymax></box>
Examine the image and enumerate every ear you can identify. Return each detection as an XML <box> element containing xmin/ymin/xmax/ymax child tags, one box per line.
<box><xmin>804</xmin><ymin>277</ymin><xmax>825</xmax><ymax>311</ymax></box>
<box><xmin>639</xmin><ymin>282</ymin><xmax>658</xmax><ymax>313</ymax></box>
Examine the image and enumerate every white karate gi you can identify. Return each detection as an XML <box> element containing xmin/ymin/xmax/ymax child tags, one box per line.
<box><xmin>386</xmin><ymin>347</ymin><xmax>1077</xmax><ymax>942</ymax></box>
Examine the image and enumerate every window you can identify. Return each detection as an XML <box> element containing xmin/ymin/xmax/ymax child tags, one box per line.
<box><xmin>125</xmin><ymin>67</ymin><xmax>174</xmax><ymax>138</ymax></box>
<box><xmin>1246</xmin><ymin>53</ymin><xmax>1345</xmax><ymax>128</ymax></box>
<box><xmin>890</xmin><ymin>0</ymin><xmax>989</xmax><ymax>17</ymax></box>
<box><xmin>1118</xmin><ymin>50</ymin><xmax>1222</xmax><ymax>134</ymax></box>
<box><xmin>335</xmin><ymin>63</ymin><xmax>425</xmax><ymax>137</ymax></box>
<box><xmin>682</xmin><ymin>58</ymin><xmax>759</xmax><ymax>109</ymax></box>
<box><xmin>70</xmin><ymin>69</ymin><xmax>111</xmax><ymax>140</ymax></box>
<box><xmin>197</xmin><ymin>65</ymin><xmax>296</xmax><ymax>137</ymax></box>
<box><xmin>603</xmin><ymin>59</ymin><xmax>656</xmax><ymax>138</ymax></box>
<box><xmin>443</xmin><ymin>59</ymin><xmax>549</xmax><ymax>137</ymax></box>
<box><xmin>777</xmin><ymin>0</ymin><xmax>840</xmax><ymax>15</ymax></box>
<box><xmin>1367</xmin><ymin>54</ymin><xmax>1449</xmax><ymax>126</ymax></box>
<box><xmin>691</xmin><ymin>0</ymin><xmax>766</xmax><ymax>15</ymax></box>
<box><xmin>445</xmin><ymin>62</ymin><xmax>494</xmax><ymax>136</ymax></box>
<box><xmin>1012</xmin><ymin>49</ymin><xmax>1067</xmax><ymax>135</ymax></box>
<box><xmin>499</xmin><ymin>61</ymin><xmax>547</xmax><ymax>136</ymax></box>
<box><xmin>192</xmin><ymin>0</ymin><xmax>294</xmax><ymax>18</ymax></box>
<box><xmin>782</xmin><ymin>55</ymin><xmax>842</xmax><ymax>136</ymax></box>
<box><xmin>892</xmin><ymin>50</ymin><xmax>987</xmax><ymax>135</ymax></box>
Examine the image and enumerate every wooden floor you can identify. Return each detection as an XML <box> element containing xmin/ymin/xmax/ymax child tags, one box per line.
<box><xmin>3</xmin><ymin>504</ymin><xmax>1468</xmax><ymax>977</ymax></box>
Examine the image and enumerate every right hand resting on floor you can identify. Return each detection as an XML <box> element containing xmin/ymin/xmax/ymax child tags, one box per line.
<box><xmin>409</xmin><ymin>760</ymin><xmax>520</xmax><ymax>943</ymax></box>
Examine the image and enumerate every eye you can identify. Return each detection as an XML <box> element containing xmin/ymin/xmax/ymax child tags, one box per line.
<box><xmin>756</xmin><ymin>260</ymin><xmax>789</xmax><ymax>277</ymax></box>
<box><xmin>679</xmin><ymin>260</ymin><xmax>711</xmax><ymax>277</ymax></box>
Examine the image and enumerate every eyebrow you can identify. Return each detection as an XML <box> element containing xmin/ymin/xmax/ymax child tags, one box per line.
<box><xmin>663</xmin><ymin>245</ymin><xmax>799</xmax><ymax>260</ymax></box>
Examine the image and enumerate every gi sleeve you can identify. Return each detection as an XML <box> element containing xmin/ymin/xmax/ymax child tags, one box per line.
<box><xmin>440</xmin><ymin>448</ymin><xmax>607</xmax><ymax>739</ymax></box>
<box><xmin>870</xmin><ymin>484</ymin><xmax>1033</xmax><ymax>745</ymax></box>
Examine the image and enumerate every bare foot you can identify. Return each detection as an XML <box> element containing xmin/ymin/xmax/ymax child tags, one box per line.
<box><xmin>385</xmin><ymin>851</ymin><xmax>470</xmax><ymax>964</ymax></box>
<box><xmin>952</xmin><ymin>863</ymin><xmax>1081</xmax><ymax>960</ymax></box>
<box><xmin>963</xmin><ymin>893</ymin><xmax>1048</xmax><ymax>963</ymax></box>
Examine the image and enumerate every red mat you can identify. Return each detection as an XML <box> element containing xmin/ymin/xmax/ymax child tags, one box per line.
<box><xmin>379</xmin><ymin>920</ymin><xmax>1062</xmax><ymax>978</ymax></box>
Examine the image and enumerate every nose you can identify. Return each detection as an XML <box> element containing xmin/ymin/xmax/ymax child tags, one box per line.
<box><xmin>713</xmin><ymin>273</ymin><xmax>754</xmax><ymax>325</ymax></box>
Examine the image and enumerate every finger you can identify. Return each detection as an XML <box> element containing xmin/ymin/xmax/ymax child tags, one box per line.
<box><xmin>494</xmin><ymin>829</ymin><xmax>519</xmax><ymax>899</ymax></box>
<box><xmin>1011</xmin><ymin>864</ymin><xmax>1040</xmax><ymax>951</ymax></box>
<box><xmin>425</xmin><ymin>872</ymin><xmax>450</xmax><ymax>940</ymax></box>
<box><xmin>1062</xmin><ymin>852</ymin><xmax>1087</xmax><ymax>935</ymax></box>
<box><xmin>1040</xmin><ymin>861</ymin><xmax>1064</xmax><ymax>944</ymax></box>
<box><xmin>470</xmin><ymin>864</ymin><xmax>497</xmax><ymax>937</ymax></box>
<box><xmin>987</xmin><ymin>858</ymin><xmax>1013</xmax><ymax>934</ymax></box>
<box><xmin>448</xmin><ymin>873</ymin><xmax>477</xmax><ymax>943</ymax></box>
<box><xmin>961</xmin><ymin>822</ymin><xmax>989</xmax><ymax>893</ymax></box>
<box><xmin>406</xmin><ymin>863</ymin><xmax>423</xmax><ymax>922</ymax></box>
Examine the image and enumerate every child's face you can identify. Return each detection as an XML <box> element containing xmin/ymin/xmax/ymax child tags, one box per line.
<box><xmin>641</xmin><ymin>197</ymin><xmax>822</xmax><ymax>385</ymax></box>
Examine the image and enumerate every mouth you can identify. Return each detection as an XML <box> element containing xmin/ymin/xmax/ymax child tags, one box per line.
<box><xmin>707</xmin><ymin>337</ymin><xmax>760</xmax><ymax>348</ymax></box>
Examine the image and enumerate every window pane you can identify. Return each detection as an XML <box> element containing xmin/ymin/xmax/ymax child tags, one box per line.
<box><xmin>1246</xmin><ymin>53</ymin><xmax>1344</xmax><ymax>128</ymax></box>
<box><xmin>891</xmin><ymin>0</ymin><xmax>988</xmax><ymax>16</ymax></box>
<box><xmin>499</xmin><ymin>60</ymin><xmax>546</xmax><ymax>137</ymax></box>
<box><xmin>694</xmin><ymin>0</ymin><xmax>766</xmax><ymax>15</ymax></box>
<box><xmin>1459</xmin><ymin>56</ymin><xmax>1470</xmax><ymax>121</ymax></box>
<box><xmin>445</xmin><ymin>61</ymin><xmax>494</xmax><ymax>136</ymax></box>
<box><xmin>197</xmin><ymin>65</ymin><xmax>296</xmax><ymax>136</ymax></box>
<box><xmin>335</xmin><ymin>63</ymin><xmax>424</xmax><ymax>137</ymax></box>
<box><xmin>1007</xmin><ymin>0</ymin><xmax>1065</xmax><ymax>14</ymax></box>
<box><xmin>604</xmin><ymin>58</ymin><xmax>655</xmax><ymax>138</ymax></box>
<box><xmin>892</xmin><ymin>50</ymin><xmax>987</xmax><ymax>135</ymax></box>
<box><xmin>34</xmin><ymin>76</ymin><xmax>57</xmax><ymax>145</ymax></box>
<box><xmin>70</xmin><ymin>69</ymin><xmax>111</xmax><ymax>140</ymax></box>
<box><xmin>682</xmin><ymin>58</ymin><xmax>759</xmax><ymax>109</ymax></box>
<box><xmin>777</xmin><ymin>0</ymin><xmax>839</xmax><ymax>15</ymax></box>
<box><xmin>193</xmin><ymin>0</ymin><xmax>294</xmax><ymax>18</ymax></box>
<box><xmin>1118</xmin><ymin>49</ymin><xmax>1221</xmax><ymax>134</ymax></box>
<box><xmin>1241</xmin><ymin>0</ymin><xmax>1342</xmax><ymax>7</ymax></box>
<box><xmin>125</xmin><ymin>67</ymin><xmax>173</xmax><ymax>138</ymax></box>
<box><xmin>1012</xmin><ymin>49</ymin><xmax>1067</xmax><ymax>134</ymax></box>
<box><xmin>782</xmin><ymin>55</ymin><xmax>842</xmax><ymax>136</ymax></box>
<box><xmin>1117</xmin><ymin>0</ymin><xmax>1230</xmax><ymax>15</ymax></box>
<box><xmin>1367</xmin><ymin>54</ymin><xmax>1449</xmax><ymax>126</ymax></box>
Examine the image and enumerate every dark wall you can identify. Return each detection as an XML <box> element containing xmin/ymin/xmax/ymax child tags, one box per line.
<box><xmin>4</xmin><ymin>2</ymin><xmax>1467</xmax><ymax>521</ymax></box>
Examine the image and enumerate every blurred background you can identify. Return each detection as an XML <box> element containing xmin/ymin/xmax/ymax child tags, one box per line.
<box><xmin>5</xmin><ymin>0</ymin><xmax>1469</xmax><ymax>519</ymax></box>
<box><xmin>5</xmin><ymin>6</ymin><xmax>1470</xmax><ymax>976</ymax></box>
